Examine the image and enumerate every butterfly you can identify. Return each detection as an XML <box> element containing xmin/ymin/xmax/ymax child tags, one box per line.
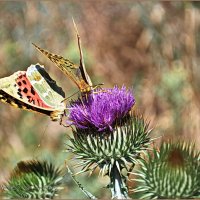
<box><xmin>32</xmin><ymin>23</ymin><xmax>94</xmax><ymax>96</ymax></box>
<box><xmin>32</xmin><ymin>43</ymin><xmax>93</xmax><ymax>96</ymax></box>
<box><xmin>0</xmin><ymin>63</ymin><xmax>66</xmax><ymax>122</ymax></box>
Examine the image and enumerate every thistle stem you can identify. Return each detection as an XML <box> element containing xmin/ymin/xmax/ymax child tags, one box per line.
<box><xmin>110</xmin><ymin>163</ymin><xmax>130</xmax><ymax>199</ymax></box>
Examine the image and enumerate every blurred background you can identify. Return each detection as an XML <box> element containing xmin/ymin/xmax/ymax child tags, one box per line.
<box><xmin>0</xmin><ymin>1</ymin><xmax>200</xmax><ymax>198</ymax></box>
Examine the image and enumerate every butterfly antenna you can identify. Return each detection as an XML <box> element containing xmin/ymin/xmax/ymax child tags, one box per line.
<box><xmin>72</xmin><ymin>18</ymin><xmax>86</xmax><ymax>74</ymax></box>
<box><xmin>61</xmin><ymin>90</ymin><xmax>80</xmax><ymax>103</ymax></box>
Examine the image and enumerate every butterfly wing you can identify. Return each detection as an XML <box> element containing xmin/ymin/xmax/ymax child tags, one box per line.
<box><xmin>0</xmin><ymin>64</ymin><xmax>65</xmax><ymax>121</ymax></box>
<box><xmin>32</xmin><ymin>43</ymin><xmax>92</xmax><ymax>93</ymax></box>
<box><xmin>0</xmin><ymin>89</ymin><xmax>57</xmax><ymax>119</ymax></box>
<box><xmin>26</xmin><ymin>64</ymin><xmax>65</xmax><ymax>109</ymax></box>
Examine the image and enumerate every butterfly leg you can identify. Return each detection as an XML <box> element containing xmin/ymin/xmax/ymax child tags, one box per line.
<box><xmin>91</xmin><ymin>84</ymin><xmax>112</xmax><ymax>95</ymax></box>
<box><xmin>59</xmin><ymin>109</ymin><xmax>72</xmax><ymax>128</ymax></box>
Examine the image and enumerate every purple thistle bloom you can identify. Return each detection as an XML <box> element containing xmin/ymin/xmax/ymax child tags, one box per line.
<box><xmin>68</xmin><ymin>86</ymin><xmax>135</xmax><ymax>131</ymax></box>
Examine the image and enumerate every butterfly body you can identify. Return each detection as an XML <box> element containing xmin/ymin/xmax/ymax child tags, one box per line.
<box><xmin>0</xmin><ymin>64</ymin><xmax>65</xmax><ymax>121</ymax></box>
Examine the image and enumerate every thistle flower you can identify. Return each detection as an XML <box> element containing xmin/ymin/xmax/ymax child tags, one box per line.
<box><xmin>66</xmin><ymin>86</ymin><xmax>152</xmax><ymax>174</ymax></box>
<box><xmin>67</xmin><ymin>112</ymin><xmax>152</xmax><ymax>175</ymax></box>
<box><xmin>68</xmin><ymin>86</ymin><xmax>135</xmax><ymax>131</ymax></box>
<box><xmin>66</xmin><ymin>86</ymin><xmax>152</xmax><ymax>199</ymax></box>
<box><xmin>133</xmin><ymin>142</ymin><xmax>200</xmax><ymax>199</ymax></box>
<box><xmin>4</xmin><ymin>160</ymin><xmax>63</xmax><ymax>199</ymax></box>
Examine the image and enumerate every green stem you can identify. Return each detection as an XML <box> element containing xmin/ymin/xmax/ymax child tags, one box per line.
<box><xmin>110</xmin><ymin>163</ymin><xmax>130</xmax><ymax>199</ymax></box>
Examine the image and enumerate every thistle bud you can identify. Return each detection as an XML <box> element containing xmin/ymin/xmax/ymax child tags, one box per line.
<box><xmin>133</xmin><ymin>142</ymin><xmax>200</xmax><ymax>199</ymax></box>
<box><xmin>4</xmin><ymin>160</ymin><xmax>63</xmax><ymax>199</ymax></box>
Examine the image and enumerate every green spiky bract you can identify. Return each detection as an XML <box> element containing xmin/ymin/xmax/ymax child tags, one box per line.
<box><xmin>4</xmin><ymin>160</ymin><xmax>63</xmax><ymax>199</ymax></box>
<box><xmin>67</xmin><ymin>112</ymin><xmax>152</xmax><ymax>175</ymax></box>
<box><xmin>133</xmin><ymin>142</ymin><xmax>200</xmax><ymax>199</ymax></box>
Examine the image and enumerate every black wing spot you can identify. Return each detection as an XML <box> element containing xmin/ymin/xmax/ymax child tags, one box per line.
<box><xmin>27</xmin><ymin>96</ymin><xmax>31</xmax><ymax>102</ymax></box>
<box><xmin>31</xmin><ymin>87</ymin><xmax>35</xmax><ymax>95</ymax></box>
<box><xmin>17</xmin><ymin>81</ymin><xmax>22</xmax><ymax>86</ymax></box>
<box><xmin>53</xmin><ymin>58</ymin><xmax>59</xmax><ymax>62</ymax></box>
<box><xmin>18</xmin><ymin>89</ymin><xmax>21</xmax><ymax>92</ymax></box>
<box><xmin>23</xmin><ymin>88</ymin><xmax>28</xmax><ymax>93</ymax></box>
<box><xmin>22</xmin><ymin>80</ymin><xmax>26</xmax><ymax>84</ymax></box>
<box><xmin>17</xmin><ymin>91</ymin><xmax>22</xmax><ymax>98</ymax></box>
